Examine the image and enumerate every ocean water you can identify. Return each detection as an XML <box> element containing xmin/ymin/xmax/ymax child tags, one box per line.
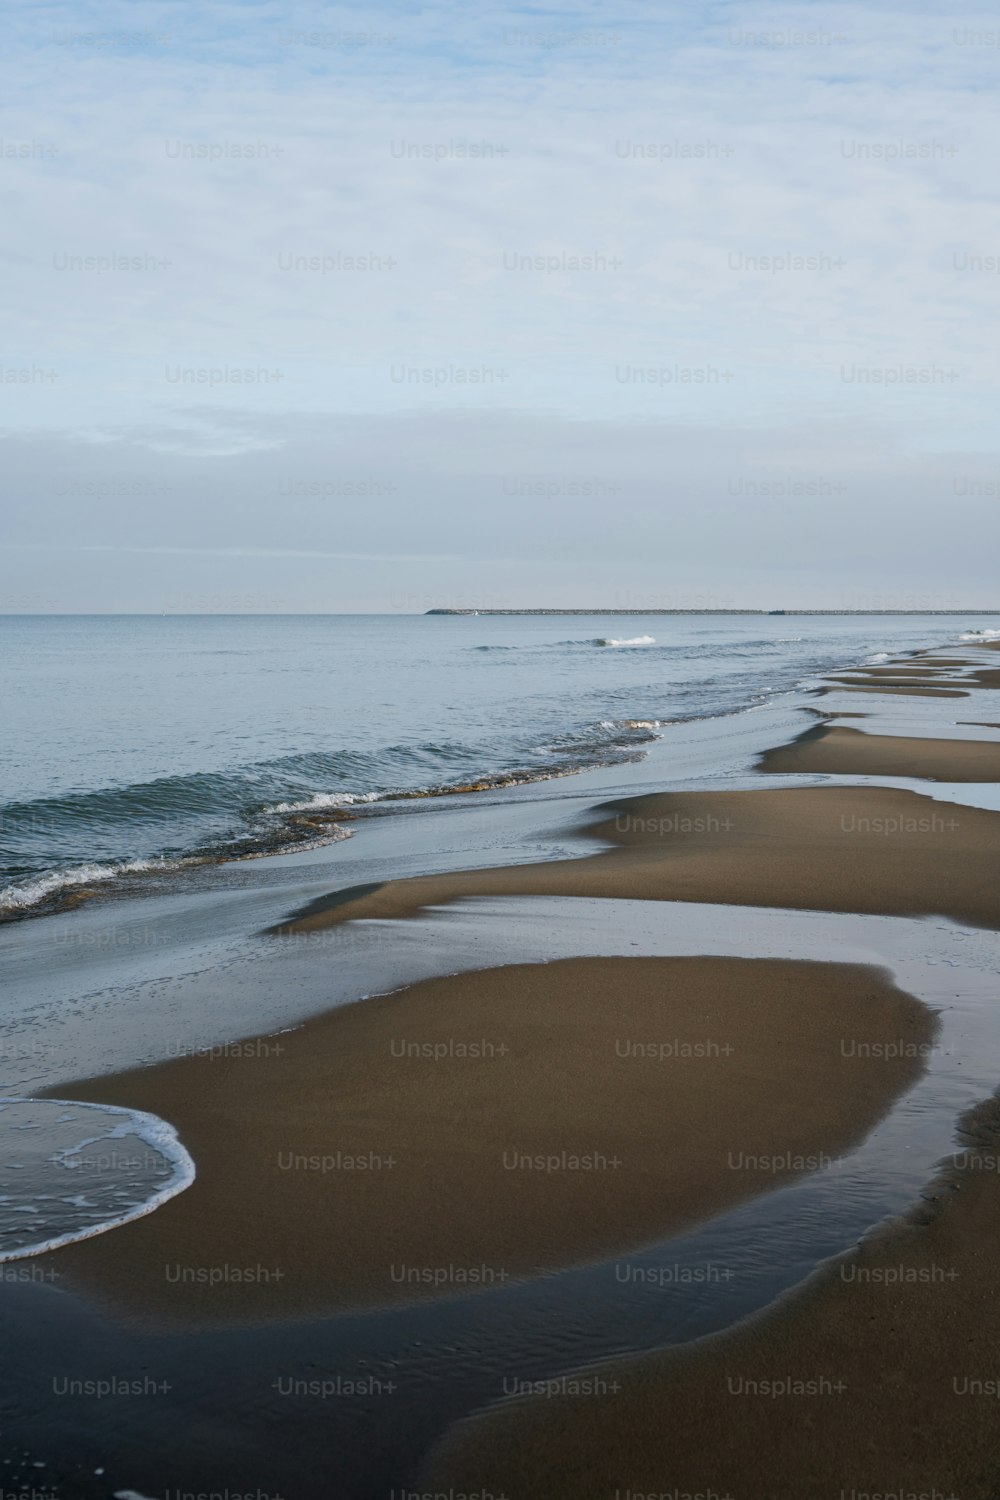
<box><xmin>0</xmin><ymin>1096</ymin><xmax>194</xmax><ymax>1262</ymax></box>
<box><xmin>0</xmin><ymin>612</ymin><xmax>990</xmax><ymax>917</ymax></box>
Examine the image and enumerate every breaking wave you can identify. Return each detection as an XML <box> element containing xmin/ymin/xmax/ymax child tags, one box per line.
<box><xmin>593</xmin><ymin>635</ymin><xmax>656</xmax><ymax>647</ymax></box>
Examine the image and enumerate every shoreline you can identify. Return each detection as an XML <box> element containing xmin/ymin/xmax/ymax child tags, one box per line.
<box><xmin>268</xmin><ymin>782</ymin><xmax>1000</xmax><ymax>933</ymax></box>
<box><xmin>408</xmin><ymin>637</ymin><xmax>1000</xmax><ymax>1497</ymax></box>
<box><xmin>427</xmin><ymin>1091</ymin><xmax>1000</xmax><ymax>1500</ymax></box>
<box><xmin>758</xmin><ymin>722</ymin><xmax>1000</xmax><ymax>780</ymax></box>
<box><xmin>3</xmin><ymin>620</ymin><xmax>994</xmax><ymax>927</ymax></box>
<box><xmin>4</xmin><ymin>631</ymin><xmax>1000</xmax><ymax>1495</ymax></box>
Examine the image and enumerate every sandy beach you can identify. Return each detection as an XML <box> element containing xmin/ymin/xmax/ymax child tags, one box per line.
<box><xmin>759</xmin><ymin>722</ymin><xmax>1000</xmax><ymax>780</ymax></box>
<box><xmin>270</xmin><ymin>782</ymin><xmax>1000</xmax><ymax>932</ymax></box>
<box><xmin>416</xmin><ymin>642</ymin><xmax>1000</xmax><ymax>1498</ymax></box>
<box><xmin>426</xmin><ymin>1098</ymin><xmax>1000</xmax><ymax>1500</ymax></box>
<box><xmin>8</xmin><ymin>630</ymin><xmax>1000</xmax><ymax>1497</ymax></box>
<box><xmin>38</xmin><ymin>954</ymin><xmax>934</xmax><ymax>1325</ymax></box>
<box><xmin>821</xmin><ymin>679</ymin><xmax>971</xmax><ymax>696</ymax></box>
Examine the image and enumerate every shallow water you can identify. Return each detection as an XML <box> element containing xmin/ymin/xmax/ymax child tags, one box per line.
<box><xmin>1</xmin><ymin>611</ymin><xmax>983</xmax><ymax>915</ymax></box>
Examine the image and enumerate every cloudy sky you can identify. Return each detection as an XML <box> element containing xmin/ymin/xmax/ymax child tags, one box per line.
<box><xmin>2</xmin><ymin>0</ymin><xmax>998</xmax><ymax>611</ymax></box>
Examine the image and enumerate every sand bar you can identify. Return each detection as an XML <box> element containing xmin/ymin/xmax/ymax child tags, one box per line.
<box><xmin>824</xmin><ymin>675</ymin><xmax>971</xmax><ymax>693</ymax></box>
<box><xmin>37</xmin><ymin>956</ymin><xmax>932</xmax><ymax>1326</ymax></box>
<box><xmin>910</xmin><ymin>656</ymin><xmax>980</xmax><ymax>667</ymax></box>
<box><xmin>818</xmin><ymin>682</ymin><xmax>969</xmax><ymax>697</ymax></box>
<box><xmin>758</xmin><ymin>723</ymin><xmax>1000</xmax><ymax>781</ymax></box>
<box><xmin>271</xmin><ymin>785</ymin><xmax>1000</xmax><ymax>934</ymax></box>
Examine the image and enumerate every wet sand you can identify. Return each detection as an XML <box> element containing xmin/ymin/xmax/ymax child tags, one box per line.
<box><xmin>817</xmin><ymin>681</ymin><xmax>970</xmax><ymax>697</ymax></box>
<box><xmin>823</xmin><ymin>676</ymin><xmax>971</xmax><ymax>695</ymax></box>
<box><xmin>271</xmin><ymin>784</ymin><xmax>1000</xmax><ymax>934</ymax></box>
<box><xmin>855</xmin><ymin>664</ymin><xmax>951</xmax><ymax>675</ymax></box>
<box><xmin>416</xmin><ymin>644</ymin><xmax>1000</xmax><ymax>1499</ymax></box>
<box><xmin>36</xmin><ymin>956</ymin><xmax>934</xmax><ymax>1326</ymax></box>
<box><xmin>426</xmin><ymin>1094</ymin><xmax>1000</xmax><ymax>1500</ymax></box>
<box><xmin>827</xmin><ymin>660</ymin><xmax>1000</xmax><ymax>691</ymax></box>
<box><xmin>758</xmin><ymin>723</ymin><xmax>1000</xmax><ymax>781</ymax></box>
<box><xmin>907</xmin><ymin>656</ymin><xmax>979</xmax><ymax>666</ymax></box>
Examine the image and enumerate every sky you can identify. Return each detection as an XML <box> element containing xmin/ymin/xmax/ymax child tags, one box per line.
<box><xmin>2</xmin><ymin>0</ymin><xmax>998</xmax><ymax>611</ymax></box>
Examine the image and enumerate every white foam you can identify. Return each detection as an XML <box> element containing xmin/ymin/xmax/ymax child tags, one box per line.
<box><xmin>594</xmin><ymin>718</ymin><xmax>662</xmax><ymax>735</ymax></box>
<box><xmin>0</xmin><ymin>858</ymin><xmax>185</xmax><ymax>913</ymax></box>
<box><xmin>864</xmin><ymin>651</ymin><xmax>892</xmax><ymax>664</ymax></box>
<box><xmin>0</xmin><ymin>803</ymin><xmax>366</xmax><ymax>912</ymax></box>
<box><xmin>265</xmin><ymin>790</ymin><xmax>380</xmax><ymax>815</ymax></box>
<box><xmin>959</xmin><ymin>628</ymin><xmax>1000</xmax><ymax>641</ymax></box>
<box><xmin>595</xmin><ymin>635</ymin><xmax>655</xmax><ymax>647</ymax></box>
<box><xmin>0</xmin><ymin>1097</ymin><xmax>195</xmax><ymax>1262</ymax></box>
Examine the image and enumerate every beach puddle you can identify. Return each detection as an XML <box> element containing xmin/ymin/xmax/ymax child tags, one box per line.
<box><xmin>0</xmin><ymin>1097</ymin><xmax>194</xmax><ymax>1261</ymax></box>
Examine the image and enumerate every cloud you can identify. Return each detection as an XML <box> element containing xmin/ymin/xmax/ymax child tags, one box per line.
<box><xmin>2</xmin><ymin>0</ymin><xmax>997</xmax><ymax>604</ymax></box>
<box><xmin>76</xmin><ymin>544</ymin><xmax>462</xmax><ymax>562</ymax></box>
<box><xmin>2</xmin><ymin>407</ymin><xmax>998</xmax><ymax>609</ymax></box>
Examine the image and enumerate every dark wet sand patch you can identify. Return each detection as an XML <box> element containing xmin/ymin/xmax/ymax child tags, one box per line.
<box><xmin>269</xmin><ymin>785</ymin><xmax>1000</xmax><ymax>935</ymax></box>
<box><xmin>425</xmin><ymin>1095</ymin><xmax>1000</xmax><ymax>1500</ymax></box>
<box><xmin>33</xmin><ymin>958</ymin><xmax>932</xmax><ymax>1327</ymax></box>
<box><xmin>758</xmin><ymin>723</ymin><xmax>1000</xmax><ymax>782</ymax></box>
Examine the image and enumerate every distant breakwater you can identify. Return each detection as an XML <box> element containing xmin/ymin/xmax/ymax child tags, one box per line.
<box><xmin>425</xmin><ymin>608</ymin><xmax>1000</xmax><ymax>616</ymax></box>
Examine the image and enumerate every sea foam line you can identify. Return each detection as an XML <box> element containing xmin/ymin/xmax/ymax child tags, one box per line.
<box><xmin>264</xmin><ymin>790</ymin><xmax>380</xmax><ymax>814</ymax></box>
<box><xmin>0</xmin><ymin>857</ymin><xmax>189</xmax><ymax>912</ymax></box>
<box><xmin>594</xmin><ymin>634</ymin><xmax>656</xmax><ymax>647</ymax></box>
<box><xmin>0</xmin><ymin>1097</ymin><xmax>196</xmax><ymax>1263</ymax></box>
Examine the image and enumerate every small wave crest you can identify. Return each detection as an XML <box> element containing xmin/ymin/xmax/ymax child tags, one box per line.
<box><xmin>0</xmin><ymin>1097</ymin><xmax>195</xmax><ymax>1262</ymax></box>
<box><xmin>543</xmin><ymin>717</ymin><xmax>663</xmax><ymax>760</ymax></box>
<box><xmin>263</xmin><ymin>791</ymin><xmax>379</xmax><ymax>815</ymax></box>
<box><xmin>594</xmin><ymin>635</ymin><xmax>656</xmax><ymax>647</ymax></box>
<box><xmin>0</xmin><ymin>857</ymin><xmax>193</xmax><ymax>914</ymax></box>
<box><xmin>959</xmin><ymin>628</ymin><xmax>1000</xmax><ymax>641</ymax></box>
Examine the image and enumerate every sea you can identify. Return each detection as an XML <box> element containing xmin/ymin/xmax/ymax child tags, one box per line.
<box><xmin>2</xmin><ymin>611</ymin><xmax>997</xmax><ymax>919</ymax></box>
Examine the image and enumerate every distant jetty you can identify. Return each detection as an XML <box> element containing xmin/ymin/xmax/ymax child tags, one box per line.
<box><xmin>425</xmin><ymin>608</ymin><xmax>1000</xmax><ymax>616</ymax></box>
